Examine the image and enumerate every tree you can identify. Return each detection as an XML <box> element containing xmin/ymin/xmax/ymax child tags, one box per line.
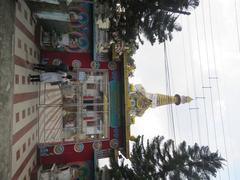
<box><xmin>101</xmin><ymin>136</ymin><xmax>224</xmax><ymax>180</ymax></box>
<box><xmin>99</xmin><ymin>0</ymin><xmax>199</xmax><ymax>45</ymax></box>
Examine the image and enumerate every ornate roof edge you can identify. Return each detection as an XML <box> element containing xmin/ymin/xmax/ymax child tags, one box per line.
<box><xmin>123</xmin><ymin>51</ymin><xmax>131</xmax><ymax>159</ymax></box>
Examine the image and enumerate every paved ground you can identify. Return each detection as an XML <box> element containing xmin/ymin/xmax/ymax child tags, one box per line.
<box><xmin>0</xmin><ymin>0</ymin><xmax>16</xmax><ymax>179</ymax></box>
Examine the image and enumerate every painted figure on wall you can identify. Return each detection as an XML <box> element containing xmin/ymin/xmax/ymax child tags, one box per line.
<box><xmin>57</xmin><ymin>32</ymin><xmax>89</xmax><ymax>52</ymax></box>
<box><xmin>39</xmin><ymin>3</ymin><xmax>92</xmax><ymax>53</ymax></box>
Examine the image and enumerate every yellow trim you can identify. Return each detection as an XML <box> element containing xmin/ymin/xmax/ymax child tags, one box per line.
<box><xmin>112</xmin><ymin>44</ymin><xmax>117</xmax><ymax>60</ymax></box>
<box><xmin>123</xmin><ymin>51</ymin><xmax>130</xmax><ymax>159</ymax></box>
<box><xmin>114</xmin><ymin>149</ymin><xmax>119</xmax><ymax>161</ymax></box>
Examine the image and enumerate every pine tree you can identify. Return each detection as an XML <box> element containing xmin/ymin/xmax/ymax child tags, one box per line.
<box><xmin>99</xmin><ymin>0</ymin><xmax>199</xmax><ymax>45</ymax></box>
<box><xmin>103</xmin><ymin>136</ymin><xmax>224</xmax><ymax>180</ymax></box>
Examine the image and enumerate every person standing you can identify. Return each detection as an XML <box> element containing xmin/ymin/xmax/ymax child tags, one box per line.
<box><xmin>32</xmin><ymin>63</ymin><xmax>68</xmax><ymax>72</ymax></box>
<box><xmin>29</xmin><ymin>72</ymin><xmax>72</xmax><ymax>83</ymax></box>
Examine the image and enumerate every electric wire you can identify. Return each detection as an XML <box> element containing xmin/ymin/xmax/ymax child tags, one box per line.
<box><xmin>234</xmin><ymin>0</ymin><xmax>240</xmax><ymax>52</ymax></box>
<box><xmin>164</xmin><ymin>44</ymin><xmax>173</xmax><ymax>139</ymax></box>
<box><xmin>165</xmin><ymin>42</ymin><xmax>181</xmax><ymax>143</ymax></box>
<box><xmin>193</xmin><ymin>10</ymin><xmax>210</xmax><ymax>146</ymax></box>
<box><xmin>201</xmin><ymin>1</ymin><xmax>221</xmax><ymax>179</ymax></box>
<box><xmin>207</xmin><ymin>0</ymin><xmax>231</xmax><ymax>179</ymax></box>
<box><xmin>166</xmin><ymin>60</ymin><xmax>175</xmax><ymax>141</ymax></box>
<box><xmin>164</xmin><ymin>44</ymin><xmax>172</xmax><ymax>139</ymax></box>
<box><xmin>180</xmin><ymin>20</ymin><xmax>194</xmax><ymax>144</ymax></box>
<box><xmin>200</xmin><ymin>0</ymin><xmax>219</xmax><ymax>151</ymax></box>
<box><xmin>164</xmin><ymin>42</ymin><xmax>177</xmax><ymax>143</ymax></box>
<box><xmin>186</xmin><ymin>17</ymin><xmax>202</xmax><ymax>145</ymax></box>
<box><xmin>165</xmin><ymin>43</ymin><xmax>176</xmax><ymax>142</ymax></box>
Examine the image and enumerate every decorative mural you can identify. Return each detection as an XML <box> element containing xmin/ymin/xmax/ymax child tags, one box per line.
<box><xmin>40</xmin><ymin>3</ymin><xmax>93</xmax><ymax>53</ymax></box>
<box><xmin>39</xmin><ymin>144</ymin><xmax>50</xmax><ymax>157</ymax></box>
<box><xmin>53</xmin><ymin>144</ymin><xmax>65</xmax><ymax>155</ymax></box>
<box><xmin>74</xmin><ymin>143</ymin><xmax>85</xmax><ymax>153</ymax></box>
<box><xmin>92</xmin><ymin>141</ymin><xmax>102</xmax><ymax>150</ymax></box>
<box><xmin>28</xmin><ymin>1</ymin><xmax>126</xmax><ymax>179</ymax></box>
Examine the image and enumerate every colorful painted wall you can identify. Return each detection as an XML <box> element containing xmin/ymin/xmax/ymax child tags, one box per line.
<box><xmin>38</xmin><ymin>2</ymin><xmax>125</xmax><ymax>178</ymax></box>
<box><xmin>38</xmin><ymin>64</ymin><xmax>124</xmax><ymax>164</ymax></box>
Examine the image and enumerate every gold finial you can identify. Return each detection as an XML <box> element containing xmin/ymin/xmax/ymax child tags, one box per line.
<box><xmin>181</xmin><ymin>95</ymin><xmax>193</xmax><ymax>104</ymax></box>
<box><xmin>130</xmin><ymin>116</ymin><xmax>135</xmax><ymax>124</ymax></box>
<box><xmin>129</xmin><ymin>84</ymin><xmax>134</xmax><ymax>92</ymax></box>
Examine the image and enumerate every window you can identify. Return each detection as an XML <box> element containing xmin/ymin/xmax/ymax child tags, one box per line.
<box><xmin>28</xmin><ymin>77</ymin><xmax>30</xmax><ymax>84</ymax></box>
<box><xmin>87</xmin><ymin>121</ymin><xmax>96</xmax><ymax>126</ymax></box>
<box><xmin>22</xmin><ymin>110</ymin><xmax>25</xmax><ymax>119</ymax></box>
<box><xmin>17</xmin><ymin>38</ymin><xmax>21</xmax><ymax>48</ymax></box>
<box><xmin>87</xmin><ymin>83</ymin><xmax>96</xmax><ymax>89</ymax></box>
<box><xmin>84</xmin><ymin>100</ymin><xmax>94</xmax><ymax>111</ymax></box>
<box><xmin>29</xmin><ymin>47</ymin><xmax>33</xmax><ymax>55</ymax></box>
<box><xmin>24</xmin><ymin>43</ymin><xmax>27</xmax><ymax>52</ymax></box>
<box><xmin>22</xmin><ymin>76</ymin><xmax>25</xmax><ymax>84</ymax></box>
<box><xmin>30</xmin><ymin>17</ymin><xmax>33</xmax><ymax>26</ymax></box>
<box><xmin>24</xmin><ymin>10</ymin><xmax>28</xmax><ymax>20</ymax></box>
<box><xmin>16</xmin><ymin>112</ymin><xmax>20</xmax><ymax>123</ymax></box>
<box><xmin>32</xmin><ymin>134</ymin><xmax>34</xmax><ymax>141</ymax></box>
<box><xmin>28</xmin><ymin>137</ymin><xmax>31</xmax><ymax>146</ymax></box>
<box><xmin>28</xmin><ymin>167</ymin><xmax>31</xmax><ymax>176</ymax></box>
<box><xmin>16</xmin><ymin>150</ymin><xmax>20</xmax><ymax>161</ymax></box>
<box><xmin>23</xmin><ymin>143</ymin><xmax>26</xmax><ymax>153</ymax></box>
<box><xmin>28</xmin><ymin>107</ymin><xmax>31</xmax><ymax>116</ymax></box>
<box><xmin>15</xmin><ymin>74</ymin><xmax>19</xmax><ymax>84</ymax></box>
<box><xmin>61</xmin><ymin>70</ymin><xmax>109</xmax><ymax>142</ymax></box>
<box><xmin>32</xmin><ymin>106</ymin><xmax>35</xmax><ymax>113</ymax></box>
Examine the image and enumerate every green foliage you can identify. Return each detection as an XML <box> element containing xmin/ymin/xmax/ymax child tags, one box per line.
<box><xmin>98</xmin><ymin>0</ymin><xmax>199</xmax><ymax>45</ymax></box>
<box><xmin>102</xmin><ymin>136</ymin><xmax>224</xmax><ymax>180</ymax></box>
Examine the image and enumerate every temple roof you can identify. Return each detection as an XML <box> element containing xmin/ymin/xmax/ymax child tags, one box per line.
<box><xmin>133</xmin><ymin>91</ymin><xmax>152</xmax><ymax>117</ymax></box>
<box><xmin>120</xmin><ymin>52</ymin><xmax>193</xmax><ymax>159</ymax></box>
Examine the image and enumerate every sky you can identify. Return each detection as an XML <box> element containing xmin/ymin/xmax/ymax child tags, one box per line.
<box><xmin>129</xmin><ymin>0</ymin><xmax>240</xmax><ymax>179</ymax></box>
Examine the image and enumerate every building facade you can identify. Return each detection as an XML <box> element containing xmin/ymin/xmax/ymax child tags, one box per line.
<box><xmin>12</xmin><ymin>1</ymin><xmax>40</xmax><ymax>179</ymax></box>
<box><xmin>1</xmin><ymin>1</ymin><xmax>192</xmax><ymax>179</ymax></box>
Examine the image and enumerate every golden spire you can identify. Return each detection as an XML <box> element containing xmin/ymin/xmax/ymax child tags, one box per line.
<box><xmin>129</xmin><ymin>84</ymin><xmax>193</xmax><ymax>117</ymax></box>
<box><xmin>181</xmin><ymin>96</ymin><xmax>193</xmax><ymax>104</ymax></box>
<box><xmin>156</xmin><ymin>94</ymin><xmax>193</xmax><ymax>106</ymax></box>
